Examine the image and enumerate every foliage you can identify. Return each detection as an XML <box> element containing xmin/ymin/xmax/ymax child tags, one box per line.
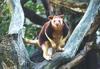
<box><xmin>0</xmin><ymin>0</ymin><xmax>42</xmax><ymax>56</ymax></box>
<box><xmin>23</xmin><ymin>0</ymin><xmax>45</xmax><ymax>56</ymax></box>
<box><xmin>24</xmin><ymin>22</ymin><xmax>41</xmax><ymax>39</ymax></box>
<box><xmin>24</xmin><ymin>0</ymin><xmax>44</xmax><ymax>39</ymax></box>
<box><xmin>24</xmin><ymin>22</ymin><xmax>41</xmax><ymax>57</ymax></box>
<box><xmin>0</xmin><ymin>2</ymin><xmax>11</xmax><ymax>36</ymax></box>
<box><xmin>24</xmin><ymin>0</ymin><xmax>45</xmax><ymax>15</ymax></box>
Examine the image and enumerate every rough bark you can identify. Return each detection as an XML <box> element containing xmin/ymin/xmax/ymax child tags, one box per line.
<box><xmin>0</xmin><ymin>0</ymin><xmax>34</xmax><ymax>69</ymax></box>
<box><xmin>1</xmin><ymin>0</ymin><xmax>100</xmax><ymax>69</ymax></box>
<box><xmin>34</xmin><ymin>0</ymin><xmax>100</xmax><ymax>69</ymax></box>
<box><xmin>21</xmin><ymin>0</ymin><xmax>48</xmax><ymax>25</ymax></box>
<box><xmin>59</xmin><ymin>13</ymin><xmax>100</xmax><ymax>69</ymax></box>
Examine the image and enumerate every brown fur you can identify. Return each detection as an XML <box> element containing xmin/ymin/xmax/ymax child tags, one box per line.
<box><xmin>38</xmin><ymin>15</ymin><xmax>70</xmax><ymax>60</ymax></box>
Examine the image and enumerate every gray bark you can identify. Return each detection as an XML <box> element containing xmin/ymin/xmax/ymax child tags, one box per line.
<box><xmin>0</xmin><ymin>0</ymin><xmax>100</xmax><ymax>69</ymax></box>
<box><xmin>35</xmin><ymin>0</ymin><xmax>100</xmax><ymax>69</ymax></box>
<box><xmin>0</xmin><ymin>0</ymin><xmax>34</xmax><ymax>69</ymax></box>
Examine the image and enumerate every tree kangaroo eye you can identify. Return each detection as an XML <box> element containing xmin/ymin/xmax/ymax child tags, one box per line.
<box><xmin>59</xmin><ymin>20</ymin><xmax>61</xmax><ymax>23</ymax></box>
<box><xmin>53</xmin><ymin>20</ymin><xmax>56</xmax><ymax>22</ymax></box>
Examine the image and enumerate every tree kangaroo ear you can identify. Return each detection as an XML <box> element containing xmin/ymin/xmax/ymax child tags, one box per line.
<box><xmin>48</xmin><ymin>15</ymin><xmax>54</xmax><ymax>20</ymax></box>
<box><xmin>59</xmin><ymin>14</ymin><xmax>64</xmax><ymax>18</ymax></box>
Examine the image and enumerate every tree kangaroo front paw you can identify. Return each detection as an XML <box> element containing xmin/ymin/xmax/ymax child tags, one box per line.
<box><xmin>51</xmin><ymin>42</ymin><xmax>56</xmax><ymax>48</ymax></box>
<box><xmin>57</xmin><ymin>47</ymin><xmax>64</xmax><ymax>52</ymax></box>
<box><xmin>41</xmin><ymin>44</ymin><xmax>52</xmax><ymax>60</ymax></box>
<box><xmin>43</xmin><ymin>54</ymin><xmax>52</xmax><ymax>60</ymax></box>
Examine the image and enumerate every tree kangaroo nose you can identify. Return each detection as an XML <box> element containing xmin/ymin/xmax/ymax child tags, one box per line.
<box><xmin>56</xmin><ymin>23</ymin><xmax>59</xmax><ymax>26</ymax></box>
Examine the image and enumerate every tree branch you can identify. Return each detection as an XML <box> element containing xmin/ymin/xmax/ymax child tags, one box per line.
<box><xmin>60</xmin><ymin>42</ymin><xmax>93</xmax><ymax>69</ymax></box>
<box><xmin>59</xmin><ymin>13</ymin><xmax>100</xmax><ymax>69</ymax></box>
<box><xmin>20</xmin><ymin>0</ymin><xmax>48</xmax><ymax>25</ymax></box>
<box><xmin>34</xmin><ymin>0</ymin><xmax>100</xmax><ymax>69</ymax></box>
<box><xmin>2</xmin><ymin>0</ymin><xmax>34</xmax><ymax>69</ymax></box>
<box><xmin>23</xmin><ymin>7</ymin><xmax>48</xmax><ymax>25</ymax></box>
